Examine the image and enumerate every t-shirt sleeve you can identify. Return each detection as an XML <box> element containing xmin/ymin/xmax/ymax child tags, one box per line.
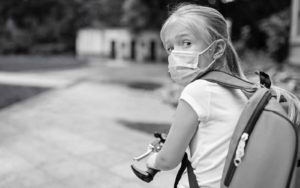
<box><xmin>179</xmin><ymin>80</ymin><xmax>211</xmax><ymax>122</ymax></box>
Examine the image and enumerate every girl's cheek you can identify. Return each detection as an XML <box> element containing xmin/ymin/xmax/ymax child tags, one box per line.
<box><xmin>198</xmin><ymin>55</ymin><xmax>211</xmax><ymax>68</ymax></box>
<box><xmin>173</xmin><ymin>46</ymin><xmax>182</xmax><ymax>51</ymax></box>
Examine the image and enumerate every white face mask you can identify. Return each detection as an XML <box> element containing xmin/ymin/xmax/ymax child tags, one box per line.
<box><xmin>168</xmin><ymin>41</ymin><xmax>216</xmax><ymax>85</ymax></box>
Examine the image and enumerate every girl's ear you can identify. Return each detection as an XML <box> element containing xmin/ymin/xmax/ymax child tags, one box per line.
<box><xmin>212</xmin><ymin>39</ymin><xmax>226</xmax><ymax>60</ymax></box>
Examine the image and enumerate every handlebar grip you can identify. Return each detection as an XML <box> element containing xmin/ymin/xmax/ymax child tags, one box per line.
<box><xmin>154</xmin><ymin>132</ymin><xmax>166</xmax><ymax>143</ymax></box>
<box><xmin>131</xmin><ymin>164</ymin><xmax>160</xmax><ymax>182</ymax></box>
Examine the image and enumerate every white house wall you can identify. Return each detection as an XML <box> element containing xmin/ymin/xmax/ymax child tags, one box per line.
<box><xmin>135</xmin><ymin>31</ymin><xmax>166</xmax><ymax>62</ymax></box>
<box><xmin>103</xmin><ymin>29</ymin><xmax>133</xmax><ymax>59</ymax></box>
<box><xmin>289</xmin><ymin>0</ymin><xmax>300</xmax><ymax>66</ymax></box>
<box><xmin>76</xmin><ymin>28</ymin><xmax>167</xmax><ymax>62</ymax></box>
<box><xmin>76</xmin><ymin>29</ymin><xmax>105</xmax><ymax>57</ymax></box>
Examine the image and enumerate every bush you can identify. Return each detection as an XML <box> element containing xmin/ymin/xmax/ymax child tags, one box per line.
<box><xmin>0</xmin><ymin>24</ymin><xmax>33</xmax><ymax>54</ymax></box>
<box><xmin>0</xmin><ymin>0</ymin><xmax>78</xmax><ymax>55</ymax></box>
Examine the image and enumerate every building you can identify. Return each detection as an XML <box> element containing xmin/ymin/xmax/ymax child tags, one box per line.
<box><xmin>289</xmin><ymin>0</ymin><xmax>300</xmax><ymax>66</ymax></box>
<box><xmin>76</xmin><ymin>28</ymin><xmax>167</xmax><ymax>63</ymax></box>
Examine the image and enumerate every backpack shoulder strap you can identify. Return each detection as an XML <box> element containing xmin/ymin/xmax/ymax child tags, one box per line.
<box><xmin>199</xmin><ymin>70</ymin><xmax>258</xmax><ymax>91</ymax></box>
<box><xmin>174</xmin><ymin>153</ymin><xmax>199</xmax><ymax>188</ymax></box>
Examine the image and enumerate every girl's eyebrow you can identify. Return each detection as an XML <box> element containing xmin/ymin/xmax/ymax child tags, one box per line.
<box><xmin>174</xmin><ymin>34</ymin><xmax>192</xmax><ymax>42</ymax></box>
<box><xmin>165</xmin><ymin>33</ymin><xmax>191</xmax><ymax>44</ymax></box>
<box><xmin>175</xmin><ymin>33</ymin><xmax>191</xmax><ymax>39</ymax></box>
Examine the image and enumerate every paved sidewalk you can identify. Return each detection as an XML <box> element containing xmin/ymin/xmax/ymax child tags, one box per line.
<box><xmin>0</xmin><ymin>62</ymin><xmax>178</xmax><ymax>188</ymax></box>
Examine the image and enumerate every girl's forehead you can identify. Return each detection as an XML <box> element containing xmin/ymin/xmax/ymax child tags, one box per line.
<box><xmin>163</xmin><ymin>23</ymin><xmax>195</xmax><ymax>44</ymax></box>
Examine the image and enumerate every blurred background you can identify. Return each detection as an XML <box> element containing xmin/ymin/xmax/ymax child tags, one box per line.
<box><xmin>0</xmin><ymin>0</ymin><xmax>299</xmax><ymax>187</ymax></box>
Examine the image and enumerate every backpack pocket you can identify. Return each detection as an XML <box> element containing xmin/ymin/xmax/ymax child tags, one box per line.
<box><xmin>222</xmin><ymin>105</ymin><xmax>298</xmax><ymax>188</ymax></box>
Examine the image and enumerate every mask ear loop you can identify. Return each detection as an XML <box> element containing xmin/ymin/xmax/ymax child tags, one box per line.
<box><xmin>197</xmin><ymin>41</ymin><xmax>215</xmax><ymax>57</ymax></box>
<box><xmin>207</xmin><ymin>42</ymin><xmax>216</xmax><ymax>62</ymax></box>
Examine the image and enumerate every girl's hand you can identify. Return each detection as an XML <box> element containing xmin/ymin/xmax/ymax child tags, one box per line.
<box><xmin>146</xmin><ymin>152</ymin><xmax>159</xmax><ymax>169</ymax></box>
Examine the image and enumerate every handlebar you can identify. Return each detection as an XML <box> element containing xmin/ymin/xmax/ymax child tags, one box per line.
<box><xmin>131</xmin><ymin>133</ymin><xmax>166</xmax><ymax>182</ymax></box>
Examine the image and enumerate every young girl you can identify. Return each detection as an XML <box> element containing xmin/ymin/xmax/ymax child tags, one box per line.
<box><xmin>146</xmin><ymin>4</ymin><xmax>300</xmax><ymax>188</ymax></box>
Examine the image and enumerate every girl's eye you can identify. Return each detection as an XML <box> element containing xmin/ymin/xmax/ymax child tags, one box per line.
<box><xmin>166</xmin><ymin>46</ymin><xmax>174</xmax><ymax>53</ymax></box>
<box><xmin>183</xmin><ymin>41</ymin><xmax>192</xmax><ymax>47</ymax></box>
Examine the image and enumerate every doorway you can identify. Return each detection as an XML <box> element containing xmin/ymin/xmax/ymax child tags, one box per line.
<box><xmin>131</xmin><ymin>40</ymin><xmax>136</xmax><ymax>60</ymax></box>
<box><xmin>110</xmin><ymin>40</ymin><xmax>116</xmax><ymax>58</ymax></box>
<box><xmin>150</xmin><ymin>40</ymin><xmax>156</xmax><ymax>61</ymax></box>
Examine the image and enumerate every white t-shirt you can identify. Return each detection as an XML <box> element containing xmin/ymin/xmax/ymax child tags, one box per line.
<box><xmin>178</xmin><ymin>79</ymin><xmax>247</xmax><ymax>188</ymax></box>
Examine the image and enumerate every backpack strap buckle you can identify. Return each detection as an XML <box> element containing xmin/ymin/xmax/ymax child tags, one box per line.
<box><xmin>255</xmin><ymin>71</ymin><xmax>271</xmax><ymax>89</ymax></box>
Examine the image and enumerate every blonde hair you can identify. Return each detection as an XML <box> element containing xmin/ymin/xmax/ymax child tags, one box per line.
<box><xmin>272</xmin><ymin>86</ymin><xmax>300</xmax><ymax>126</ymax></box>
<box><xmin>161</xmin><ymin>4</ymin><xmax>300</xmax><ymax>126</ymax></box>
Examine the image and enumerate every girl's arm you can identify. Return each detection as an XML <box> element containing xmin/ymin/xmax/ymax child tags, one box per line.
<box><xmin>147</xmin><ymin>99</ymin><xmax>199</xmax><ymax>170</ymax></box>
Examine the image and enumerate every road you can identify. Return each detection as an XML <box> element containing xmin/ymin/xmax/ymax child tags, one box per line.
<box><xmin>0</xmin><ymin>59</ymin><xmax>178</xmax><ymax>188</ymax></box>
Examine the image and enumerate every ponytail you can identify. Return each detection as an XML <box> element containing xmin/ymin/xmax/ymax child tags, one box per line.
<box><xmin>224</xmin><ymin>41</ymin><xmax>247</xmax><ymax>79</ymax></box>
<box><xmin>271</xmin><ymin>86</ymin><xmax>300</xmax><ymax>127</ymax></box>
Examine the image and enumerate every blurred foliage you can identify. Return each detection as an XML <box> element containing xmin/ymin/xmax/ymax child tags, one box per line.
<box><xmin>0</xmin><ymin>0</ymin><xmax>124</xmax><ymax>54</ymax></box>
<box><xmin>121</xmin><ymin>0</ymin><xmax>210</xmax><ymax>31</ymax></box>
<box><xmin>221</xmin><ymin>0</ymin><xmax>291</xmax><ymax>63</ymax></box>
<box><xmin>0</xmin><ymin>0</ymin><xmax>78</xmax><ymax>54</ymax></box>
<box><xmin>259</xmin><ymin>9</ymin><xmax>290</xmax><ymax>63</ymax></box>
<box><xmin>0</xmin><ymin>0</ymin><xmax>293</xmax><ymax>62</ymax></box>
<box><xmin>121</xmin><ymin>0</ymin><xmax>291</xmax><ymax>62</ymax></box>
<box><xmin>122</xmin><ymin>0</ymin><xmax>151</xmax><ymax>31</ymax></box>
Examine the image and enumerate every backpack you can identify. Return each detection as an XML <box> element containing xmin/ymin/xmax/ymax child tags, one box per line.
<box><xmin>175</xmin><ymin>70</ymin><xmax>300</xmax><ymax>188</ymax></box>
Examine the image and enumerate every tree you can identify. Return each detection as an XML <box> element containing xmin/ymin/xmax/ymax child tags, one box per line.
<box><xmin>77</xmin><ymin>0</ymin><xmax>124</xmax><ymax>28</ymax></box>
<box><xmin>121</xmin><ymin>0</ymin><xmax>211</xmax><ymax>31</ymax></box>
<box><xmin>0</xmin><ymin>0</ymin><xmax>125</xmax><ymax>54</ymax></box>
<box><xmin>219</xmin><ymin>0</ymin><xmax>291</xmax><ymax>62</ymax></box>
<box><xmin>122</xmin><ymin>0</ymin><xmax>152</xmax><ymax>31</ymax></box>
<box><xmin>0</xmin><ymin>0</ymin><xmax>80</xmax><ymax>54</ymax></box>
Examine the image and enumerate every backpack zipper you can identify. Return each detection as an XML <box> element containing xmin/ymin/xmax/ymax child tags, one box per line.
<box><xmin>224</xmin><ymin>90</ymin><xmax>272</xmax><ymax>186</ymax></box>
<box><xmin>233</xmin><ymin>133</ymin><xmax>249</xmax><ymax>167</ymax></box>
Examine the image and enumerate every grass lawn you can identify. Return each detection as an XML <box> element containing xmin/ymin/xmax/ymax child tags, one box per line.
<box><xmin>0</xmin><ymin>55</ymin><xmax>86</xmax><ymax>71</ymax></box>
<box><xmin>0</xmin><ymin>55</ymin><xmax>86</xmax><ymax>109</ymax></box>
<box><xmin>0</xmin><ymin>84</ymin><xmax>49</xmax><ymax>109</ymax></box>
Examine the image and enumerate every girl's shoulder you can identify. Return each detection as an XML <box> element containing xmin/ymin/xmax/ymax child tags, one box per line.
<box><xmin>183</xmin><ymin>79</ymin><xmax>218</xmax><ymax>94</ymax></box>
<box><xmin>180</xmin><ymin>79</ymin><xmax>216</xmax><ymax>101</ymax></box>
<box><xmin>180</xmin><ymin>79</ymin><xmax>216</xmax><ymax>121</ymax></box>
<box><xmin>189</xmin><ymin>79</ymin><xmax>218</xmax><ymax>87</ymax></box>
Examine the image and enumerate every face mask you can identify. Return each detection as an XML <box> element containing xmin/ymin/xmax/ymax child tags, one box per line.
<box><xmin>168</xmin><ymin>41</ymin><xmax>216</xmax><ymax>85</ymax></box>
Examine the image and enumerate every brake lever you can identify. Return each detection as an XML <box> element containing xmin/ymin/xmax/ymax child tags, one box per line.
<box><xmin>133</xmin><ymin>145</ymin><xmax>154</xmax><ymax>161</ymax></box>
